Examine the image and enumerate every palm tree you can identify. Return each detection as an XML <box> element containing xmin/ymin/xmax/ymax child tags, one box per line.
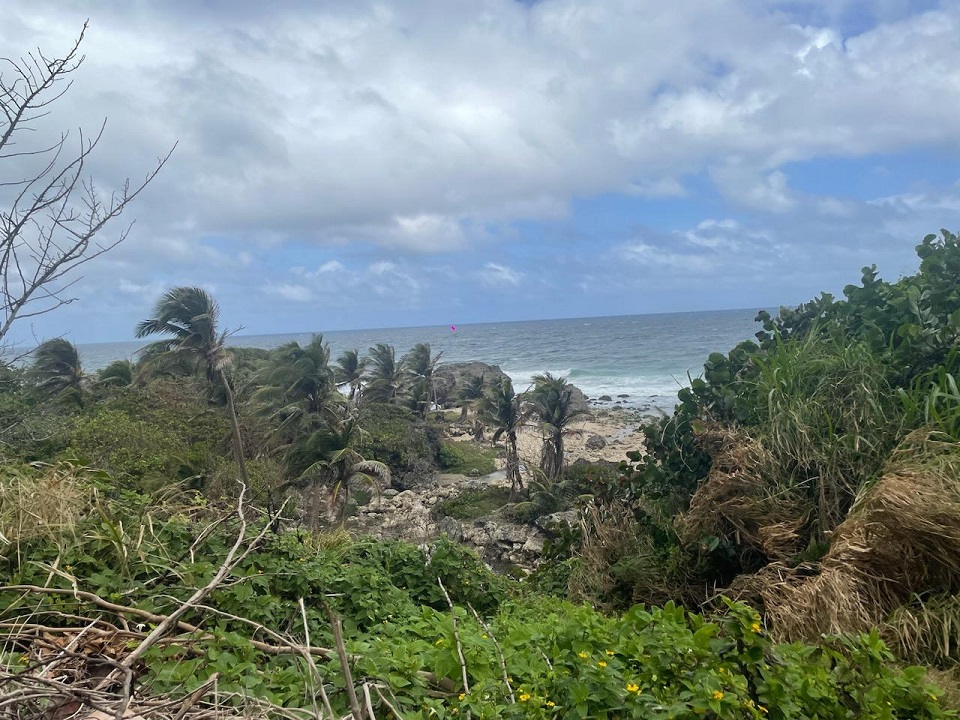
<box><xmin>135</xmin><ymin>286</ymin><xmax>250</xmax><ymax>488</ymax></box>
<box><xmin>527</xmin><ymin>372</ymin><xmax>588</xmax><ymax>481</ymax></box>
<box><xmin>456</xmin><ymin>373</ymin><xmax>485</xmax><ymax>420</ymax></box>
<box><xmin>286</xmin><ymin>414</ymin><xmax>390</xmax><ymax>528</ymax></box>
<box><xmin>255</xmin><ymin>335</ymin><xmax>342</xmax><ymax>440</ymax></box>
<box><xmin>29</xmin><ymin>338</ymin><xmax>85</xmax><ymax>404</ymax></box>
<box><xmin>95</xmin><ymin>359</ymin><xmax>136</xmax><ymax>388</ymax></box>
<box><xmin>403</xmin><ymin>342</ymin><xmax>443</xmax><ymax>417</ymax></box>
<box><xmin>478</xmin><ymin>377</ymin><xmax>526</xmax><ymax>498</ymax></box>
<box><xmin>335</xmin><ymin>348</ymin><xmax>366</xmax><ymax>403</ymax></box>
<box><xmin>364</xmin><ymin>343</ymin><xmax>404</xmax><ymax>404</ymax></box>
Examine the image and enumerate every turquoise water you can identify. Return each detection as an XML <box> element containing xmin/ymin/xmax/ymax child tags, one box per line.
<box><xmin>77</xmin><ymin>309</ymin><xmax>763</xmax><ymax>411</ymax></box>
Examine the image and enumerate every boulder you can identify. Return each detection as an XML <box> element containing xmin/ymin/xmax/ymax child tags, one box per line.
<box><xmin>598</xmin><ymin>395</ymin><xmax>613</xmax><ymax>402</ymax></box>
<box><xmin>394</xmin><ymin>458</ymin><xmax>437</xmax><ymax>491</ymax></box>
<box><xmin>535</xmin><ymin>509</ymin><xmax>580</xmax><ymax>532</ymax></box>
<box><xmin>585</xmin><ymin>434</ymin><xmax>607</xmax><ymax>450</ymax></box>
<box><xmin>435</xmin><ymin>362</ymin><xmax>511</xmax><ymax>404</ymax></box>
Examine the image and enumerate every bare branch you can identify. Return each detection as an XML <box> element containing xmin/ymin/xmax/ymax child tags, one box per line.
<box><xmin>0</xmin><ymin>21</ymin><xmax>173</xmax><ymax>344</ymax></box>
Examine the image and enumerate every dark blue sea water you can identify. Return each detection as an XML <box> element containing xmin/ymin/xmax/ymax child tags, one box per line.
<box><xmin>75</xmin><ymin>309</ymin><xmax>764</xmax><ymax>412</ymax></box>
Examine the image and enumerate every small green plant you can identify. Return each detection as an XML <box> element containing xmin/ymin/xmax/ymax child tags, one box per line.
<box><xmin>437</xmin><ymin>441</ymin><xmax>497</xmax><ymax>475</ymax></box>
<box><xmin>435</xmin><ymin>486</ymin><xmax>513</xmax><ymax>520</ymax></box>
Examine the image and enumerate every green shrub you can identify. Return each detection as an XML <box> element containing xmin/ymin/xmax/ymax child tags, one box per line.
<box><xmin>359</xmin><ymin>402</ymin><xmax>442</xmax><ymax>473</ymax></box>
<box><xmin>437</xmin><ymin>440</ymin><xmax>497</xmax><ymax>475</ymax></box>
<box><xmin>435</xmin><ymin>485</ymin><xmax>513</xmax><ymax>520</ymax></box>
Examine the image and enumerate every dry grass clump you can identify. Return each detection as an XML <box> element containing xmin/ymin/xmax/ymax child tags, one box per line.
<box><xmin>678</xmin><ymin>425</ymin><xmax>813</xmax><ymax>565</ymax></box>
<box><xmin>0</xmin><ymin>461</ymin><xmax>95</xmax><ymax>549</ymax></box>
<box><xmin>570</xmin><ymin>502</ymin><xmax>683</xmax><ymax>609</ymax></box>
<box><xmin>763</xmin><ymin>430</ymin><xmax>960</xmax><ymax>653</ymax></box>
<box><xmin>883</xmin><ymin>594</ymin><xmax>960</xmax><ymax>667</ymax></box>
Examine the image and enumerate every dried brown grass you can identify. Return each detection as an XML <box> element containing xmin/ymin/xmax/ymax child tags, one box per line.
<box><xmin>763</xmin><ymin>430</ymin><xmax>960</xmax><ymax>656</ymax></box>
<box><xmin>678</xmin><ymin>425</ymin><xmax>813</xmax><ymax>564</ymax></box>
<box><xmin>0</xmin><ymin>461</ymin><xmax>94</xmax><ymax>549</ymax></box>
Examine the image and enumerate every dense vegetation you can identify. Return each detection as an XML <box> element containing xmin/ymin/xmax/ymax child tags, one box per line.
<box><xmin>2</xmin><ymin>231</ymin><xmax>960</xmax><ymax>717</ymax></box>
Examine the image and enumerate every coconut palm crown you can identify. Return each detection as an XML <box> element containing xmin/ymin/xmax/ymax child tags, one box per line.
<box><xmin>135</xmin><ymin>286</ymin><xmax>230</xmax><ymax>382</ymax></box>
<box><xmin>30</xmin><ymin>337</ymin><xmax>85</xmax><ymax>403</ymax></box>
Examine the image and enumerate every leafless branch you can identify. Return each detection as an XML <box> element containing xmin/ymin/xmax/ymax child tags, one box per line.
<box><xmin>0</xmin><ymin>20</ymin><xmax>173</xmax><ymax>345</ymax></box>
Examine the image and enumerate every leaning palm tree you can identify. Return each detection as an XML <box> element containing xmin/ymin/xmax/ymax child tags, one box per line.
<box><xmin>95</xmin><ymin>358</ymin><xmax>136</xmax><ymax>388</ymax></box>
<box><xmin>255</xmin><ymin>335</ymin><xmax>342</xmax><ymax>442</ymax></box>
<box><xmin>364</xmin><ymin>343</ymin><xmax>405</xmax><ymax>404</ymax></box>
<box><xmin>286</xmin><ymin>414</ymin><xmax>390</xmax><ymax>529</ymax></box>
<box><xmin>29</xmin><ymin>338</ymin><xmax>85</xmax><ymax>404</ymax></box>
<box><xmin>478</xmin><ymin>377</ymin><xmax>527</xmax><ymax>498</ymax></box>
<box><xmin>335</xmin><ymin>348</ymin><xmax>367</xmax><ymax>403</ymax></box>
<box><xmin>526</xmin><ymin>372</ymin><xmax>588</xmax><ymax>481</ymax></box>
<box><xmin>135</xmin><ymin>286</ymin><xmax>250</xmax><ymax>488</ymax></box>
<box><xmin>403</xmin><ymin>342</ymin><xmax>443</xmax><ymax>417</ymax></box>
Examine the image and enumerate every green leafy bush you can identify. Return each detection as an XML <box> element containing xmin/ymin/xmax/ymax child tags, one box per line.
<box><xmin>435</xmin><ymin>486</ymin><xmax>513</xmax><ymax>520</ymax></box>
<box><xmin>437</xmin><ymin>440</ymin><xmax>497</xmax><ymax>475</ymax></box>
<box><xmin>359</xmin><ymin>402</ymin><xmax>442</xmax><ymax>473</ymax></box>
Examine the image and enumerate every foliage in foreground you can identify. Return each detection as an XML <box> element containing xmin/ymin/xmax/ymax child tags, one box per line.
<box><xmin>0</xmin><ymin>474</ymin><xmax>952</xmax><ymax>718</ymax></box>
<box><xmin>571</xmin><ymin>229</ymin><xmax>960</xmax><ymax>670</ymax></box>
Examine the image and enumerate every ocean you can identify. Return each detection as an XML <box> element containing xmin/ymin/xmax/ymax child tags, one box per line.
<box><xmin>76</xmin><ymin>308</ymin><xmax>764</xmax><ymax>413</ymax></box>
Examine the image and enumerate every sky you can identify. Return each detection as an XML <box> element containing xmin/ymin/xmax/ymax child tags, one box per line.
<box><xmin>2</xmin><ymin>0</ymin><xmax>960</xmax><ymax>345</ymax></box>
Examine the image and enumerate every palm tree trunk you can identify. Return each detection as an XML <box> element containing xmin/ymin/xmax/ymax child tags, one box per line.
<box><xmin>507</xmin><ymin>430</ymin><xmax>523</xmax><ymax>499</ymax></box>
<box><xmin>219</xmin><ymin>368</ymin><xmax>251</xmax><ymax>489</ymax></box>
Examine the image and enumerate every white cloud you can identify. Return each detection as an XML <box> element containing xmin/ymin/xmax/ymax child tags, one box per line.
<box><xmin>313</xmin><ymin>260</ymin><xmax>345</xmax><ymax>275</ymax></box>
<box><xmin>4</xmin><ymin>1</ymin><xmax>960</xmax><ymax>341</ymax></box>
<box><xmin>265</xmin><ymin>283</ymin><xmax>314</xmax><ymax>302</ymax></box>
<box><xmin>479</xmin><ymin>262</ymin><xmax>523</xmax><ymax>287</ymax></box>
<box><xmin>4</xmin><ymin>0</ymin><xmax>958</xmax><ymax>255</ymax></box>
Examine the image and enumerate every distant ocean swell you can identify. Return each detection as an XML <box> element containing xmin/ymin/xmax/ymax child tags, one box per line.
<box><xmin>504</xmin><ymin>367</ymin><xmax>686</xmax><ymax>412</ymax></box>
<box><xmin>72</xmin><ymin>310</ymin><xmax>765</xmax><ymax>415</ymax></box>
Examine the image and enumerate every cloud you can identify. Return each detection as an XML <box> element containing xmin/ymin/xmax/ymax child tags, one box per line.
<box><xmin>479</xmin><ymin>262</ymin><xmax>523</xmax><ymax>287</ymax></box>
<box><xmin>265</xmin><ymin>283</ymin><xmax>314</xmax><ymax>302</ymax></box>
<box><xmin>2</xmin><ymin>1</ymin><xmax>959</xmax><ymax>341</ymax></box>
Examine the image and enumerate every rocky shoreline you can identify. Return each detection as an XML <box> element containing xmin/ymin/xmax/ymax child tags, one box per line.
<box><xmin>348</xmin><ymin>404</ymin><xmax>646</xmax><ymax>571</ymax></box>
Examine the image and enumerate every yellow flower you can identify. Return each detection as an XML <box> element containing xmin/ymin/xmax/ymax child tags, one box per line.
<box><xmin>758</xmin><ymin>705</ymin><xmax>768</xmax><ymax>714</ymax></box>
<box><xmin>711</xmin><ymin>691</ymin><xmax>724</xmax><ymax>701</ymax></box>
<box><xmin>65</xmin><ymin>565</ymin><xmax>72</xmax><ymax>571</ymax></box>
<box><xmin>546</xmin><ymin>701</ymin><xmax>555</xmax><ymax>707</ymax></box>
<box><xmin>931</xmin><ymin>693</ymin><xmax>939</xmax><ymax>701</ymax></box>
<box><xmin>519</xmin><ymin>693</ymin><xmax>531</xmax><ymax>702</ymax></box>
<box><xmin>458</xmin><ymin>693</ymin><xmax>465</xmax><ymax>701</ymax></box>
<box><xmin>605</xmin><ymin>649</ymin><xmax>615</xmax><ymax>656</ymax></box>
<box><xmin>597</xmin><ymin>660</ymin><xmax>607</xmax><ymax>668</ymax></box>
<box><xmin>751</xmin><ymin>622</ymin><xmax>762</xmax><ymax>633</ymax></box>
<box><xmin>626</xmin><ymin>683</ymin><xmax>639</xmax><ymax>693</ymax></box>
<box><xmin>577</xmin><ymin>651</ymin><xmax>588</xmax><ymax>659</ymax></box>
<box><xmin>481</xmin><ymin>634</ymin><xmax>488</xmax><ymax>639</ymax></box>
<box><xmin>435</xmin><ymin>639</ymin><xmax>444</xmax><ymax>646</ymax></box>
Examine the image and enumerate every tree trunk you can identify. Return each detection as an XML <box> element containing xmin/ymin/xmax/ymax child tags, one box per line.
<box><xmin>507</xmin><ymin>430</ymin><xmax>523</xmax><ymax>499</ymax></box>
<box><xmin>219</xmin><ymin>368</ymin><xmax>251</xmax><ymax>489</ymax></box>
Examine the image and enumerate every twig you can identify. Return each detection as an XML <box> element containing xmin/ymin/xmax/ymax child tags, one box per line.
<box><xmin>362</xmin><ymin>683</ymin><xmax>378</xmax><ymax>720</ymax></box>
<box><xmin>372</xmin><ymin>685</ymin><xmax>404</xmax><ymax>719</ymax></box>
<box><xmin>468</xmin><ymin>603</ymin><xmax>514</xmax><ymax>703</ymax></box>
<box><xmin>172</xmin><ymin>672</ymin><xmax>218</xmax><ymax>720</ymax></box>
<box><xmin>437</xmin><ymin>577</ymin><xmax>470</xmax><ymax>695</ymax></box>
<box><xmin>298</xmin><ymin>597</ymin><xmax>335</xmax><ymax>719</ymax></box>
<box><xmin>326</xmin><ymin>604</ymin><xmax>363</xmax><ymax>720</ymax></box>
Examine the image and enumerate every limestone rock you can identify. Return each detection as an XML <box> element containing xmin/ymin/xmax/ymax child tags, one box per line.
<box><xmin>585</xmin><ymin>434</ymin><xmax>607</xmax><ymax>450</ymax></box>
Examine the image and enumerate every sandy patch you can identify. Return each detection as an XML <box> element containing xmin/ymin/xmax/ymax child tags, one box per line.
<box><xmin>510</xmin><ymin>409</ymin><xmax>646</xmax><ymax>469</ymax></box>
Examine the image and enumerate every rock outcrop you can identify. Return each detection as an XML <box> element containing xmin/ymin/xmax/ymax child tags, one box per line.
<box><xmin>349</xmin><ymin>476</ymin><xmax>552</xmax><ymax>570</ymax></box>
